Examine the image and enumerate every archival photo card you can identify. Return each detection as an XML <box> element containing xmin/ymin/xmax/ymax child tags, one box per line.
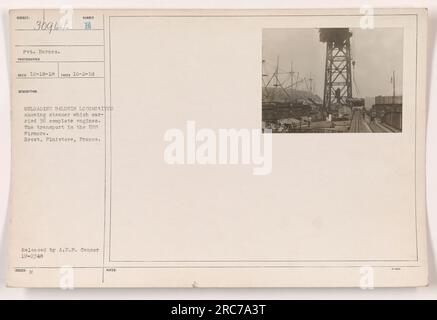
<box><xmin>7</xmin><ymin>9</ymin><xmax>427</xmax><ymax>288</ymax></box>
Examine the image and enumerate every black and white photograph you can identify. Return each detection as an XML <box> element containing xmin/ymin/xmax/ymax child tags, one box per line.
<box><xmin>262</xmin><ymin>28</ymin><xmax>403</xmax><ymax>133</ymax></box>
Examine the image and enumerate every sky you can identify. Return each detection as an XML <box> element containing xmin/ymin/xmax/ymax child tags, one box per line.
<box><xmin>262</xmin><ymin>28</ymin><xmax>403</xmax><ymax>99</ymax></box>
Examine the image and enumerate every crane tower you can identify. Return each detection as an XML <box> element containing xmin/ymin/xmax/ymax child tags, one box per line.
<box><xmin>320</xmin><ymin>28</ymin><xmax>353</xmax><ymax>112</ymax></box>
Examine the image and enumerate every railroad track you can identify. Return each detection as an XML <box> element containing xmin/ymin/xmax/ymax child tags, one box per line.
<box><xmin>368</xmin><ymin>121</ymin><xmax>391</xmax><ymax>133</ymax></box>
<box><xmin>349</xmin><ymin>110</ymin><xmax>371</xmax><ymax>133</ymax></box>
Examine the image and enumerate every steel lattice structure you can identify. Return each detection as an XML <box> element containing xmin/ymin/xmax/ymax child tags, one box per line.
<box><xmin>320</xmin><ymin>28</ymin><xmax>353</xmax><ymax>112</ymax></box>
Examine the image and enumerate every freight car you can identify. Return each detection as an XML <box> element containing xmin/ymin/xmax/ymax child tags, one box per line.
<box><xmin>382</xmin><ymin>111</ymin><xmax>402</xmax><ymax>131</ymax></box>
<box><xmin>375</xmin><ymin>95</ymin><xmax>402</xmax><ymax>105</ymax></box>
<box><xmin>372</xmin><ymin>95</ymin><xmax>402</xmax><ymax>131</ymax></box>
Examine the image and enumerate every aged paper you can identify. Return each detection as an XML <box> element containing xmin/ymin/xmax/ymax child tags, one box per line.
<box><xmin>7</xmin><ymin>8</ymin><xmax>428</xmax><ymax>287</ymax></box>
